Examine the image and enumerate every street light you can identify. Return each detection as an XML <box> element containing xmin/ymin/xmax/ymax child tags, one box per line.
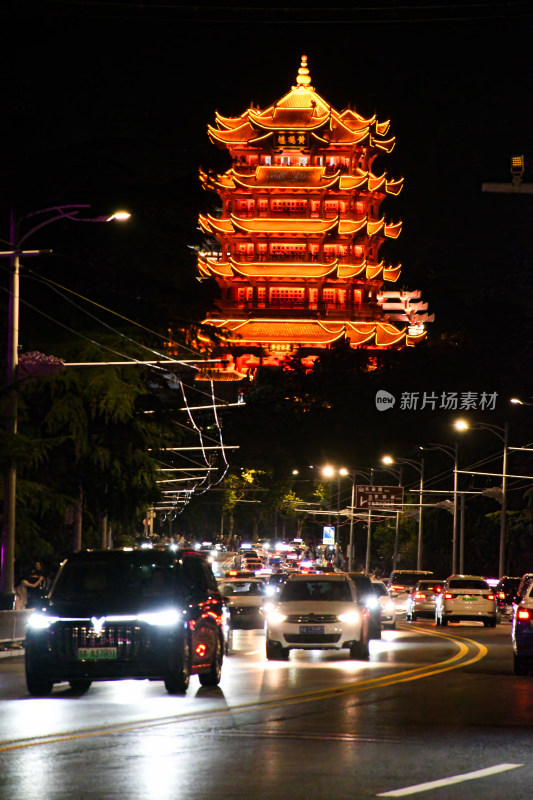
<box><xmin>320</xmin><ymin>466</ymin><xmax>372</xmax><ymax>571</ymax></box>
<box><xmin>454</xmin><ymin>418</ymin><xmax>509</xmax><ymax>577</ymax></box>
<box><xmin>0</xmin><ymin>205</ymin><xmax>130</xmax><ymax>609</ymax></box>
<box><xmin>382</xmin><ymin>454</ymin><xmax>425</xmax><ymax>570</ymax></box>
<box><xmin>421</xmin><ymin>443</ymin><xmax>460</xmax><ymax>573</ymax></box>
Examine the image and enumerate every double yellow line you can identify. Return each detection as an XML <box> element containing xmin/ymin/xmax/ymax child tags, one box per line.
<box><xmin>0</xmin><ymin>626</ymin><xmax>486</xmax><ymax>752</ymax></box>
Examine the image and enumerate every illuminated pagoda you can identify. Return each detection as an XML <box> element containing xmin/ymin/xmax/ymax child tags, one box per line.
<box><xmin>197</xmin><ymin>55</ymin><xmax>432</xmax><ymax>379</ymax></box>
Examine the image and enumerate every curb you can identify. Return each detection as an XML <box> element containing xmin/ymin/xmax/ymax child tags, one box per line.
<box><xmin>0</xmin><ymin>642</ymin><xmax>25</xmax><ymax>659</ymax></box>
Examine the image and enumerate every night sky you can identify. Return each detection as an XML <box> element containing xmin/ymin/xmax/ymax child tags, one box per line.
<box><xmin>1</xmin><ymin>1</ymin><xmax>533</xmax><ymax>429</ymax></box>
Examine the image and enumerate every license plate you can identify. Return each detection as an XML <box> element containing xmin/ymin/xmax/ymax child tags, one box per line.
<box><xmin>463</xmin><ymin>596</ymin><xmax>477</xmax><ymax>601</ymax></box>
<box><xmin>77</xmin><ymin>648</ymin><xmax>117</xmax><ymax>661</ymax></box>
<box><xmin>300</xmin><ymin>625</ymin><xmax>324</xmax><ymax>634</ymax></box>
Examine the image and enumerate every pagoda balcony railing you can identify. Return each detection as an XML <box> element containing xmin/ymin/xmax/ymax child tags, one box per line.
<box><xmin>232</xmin><ymin>253</ymin><xmax>339</xmax><ymax>264</ymax></box>
<box><xmin>229</xmin><ymin>210</ymin><xmax>349</xmax><ymax>220</ymax></box>
<box><xmin>220</xmin><ymin>301</ymin><xmax>382</xmax><ymax>319</ymax></box>
<box><xmin>230</xmin><ymin>163</ymin><xmax>350</xmax><ymax>175</ymax></box>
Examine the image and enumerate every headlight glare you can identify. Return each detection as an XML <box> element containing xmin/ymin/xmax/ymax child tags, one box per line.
<box><xmin>137</xmin><ymin>609</ymin><xmax>181</xmax><ymax>626</ymax></box>
<box><xmin>28</xmin><ymin>612</ymin><xmax>59</xmax><ymax>629</ymax></box>
<box><xmin>266</xmin><ymin>610</ymin><xmax>287</xmax><ymax>625</ymax></box>
<box><xmin>338</xmin><ymin>611</ymin><xmax>360</xmax><ymax>624</ymax></box>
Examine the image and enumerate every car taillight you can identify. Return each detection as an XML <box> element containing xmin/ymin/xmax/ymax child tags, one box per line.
<box><xmin>487</xmin><ymin>594</ymin><xmax>495</xmax><ymax>601</ymax></box>
<box><xmin>498</xmin><ymin>592</ymin><xmax>506</xmax><ymax>599</ymax></box>
<box><xmin>391</xmin><ymin>584</ymin><xmax>406</xmax><ymax>592</ymax></box>
<box><xmin>444</xmin><ymin>592</ymin><xmax>454</xmax><ymax>599</ymax></box>
<box><xmin>434</xmin><ymin>586</ymin><xmax>443</xmax><ymax>593</ymax></box>
<box><xmin>517</xmin><ymin>609</ymin><xmax>531</xmax><ymax>621</ymax></box>
<box><xmin>415</xmin><ymin>592</ymin><xmax>426</xmax><ymax>599</ymax></box>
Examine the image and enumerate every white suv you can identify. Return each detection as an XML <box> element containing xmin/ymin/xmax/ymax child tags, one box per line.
<box><xmin>435</xmin><ymin>575</ymin><xmax>497</xmax><ymax>627</ymax></box>
<box><xmin>264</xmin><ymin>573</ymin><xmax>369</xmax><ymax>660</ymax></box>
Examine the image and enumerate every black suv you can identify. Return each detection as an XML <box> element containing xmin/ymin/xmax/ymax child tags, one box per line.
<box><xmin>25</xmin><ymin>549</ymin><xmax>225</xmax><ymax>697</ymax></box>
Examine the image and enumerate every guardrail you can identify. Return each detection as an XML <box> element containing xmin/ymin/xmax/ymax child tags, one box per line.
<box><xmin>0</xmin><ymin>610</ymin><xmax>31</xmax><ymax>644</ymax></box>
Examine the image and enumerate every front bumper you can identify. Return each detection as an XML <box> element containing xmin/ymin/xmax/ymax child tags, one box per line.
<box><xmin>25</xmin><ymin>621</ymin><xmax>185</xmax><ymax>683</ymax></box>
<box><xmin>267</xmin><ymin>620</ymin><xmax>359</xmax><ymax>650</ymax></box>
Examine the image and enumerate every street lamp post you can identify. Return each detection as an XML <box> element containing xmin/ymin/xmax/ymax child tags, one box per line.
<box><xmin>0</xmin><ymin>205</ymin><xmax>130</xmax><ymax>609</ymax></box>
<box><xmin>455</xmin><ymin>419</ymin><xmax>509</xmax><ymax>577</ymax></box>
<box><xmin>423</xmin><ymin>443</ymin><xmax>460</xmax><ymax>573</ymax></box>
<box><xmin>382</xmin><ymin>455</ymin><xmax>424</xmax><ymax>569</ymax></box>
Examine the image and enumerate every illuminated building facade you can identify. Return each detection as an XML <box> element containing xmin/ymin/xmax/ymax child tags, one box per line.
<box><xmin>197</xmin><ymin>56</ymin><xmax>432</xmax><ymax>378</ymax></box>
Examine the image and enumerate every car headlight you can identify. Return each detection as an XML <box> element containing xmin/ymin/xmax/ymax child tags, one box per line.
<box><xmin>365</xmin><ymin>596</ymin><xmax>379</xmax><ymax>610</ymax></box>
<box><xmin>27</xmin><ymin>612</ymin><xmax>59</xmax><ymax>629</ymax></box>
<box><xmin>338</xmin><ymin>611</ymin><xmax>360</xmax><ymax>624</ymax></box>
<box><xmin>266</xmin><ymin>610</ymin><xmax>287</xmax><ymax>625</ymax></box>
<box><xmin>385</xmin><ymin>601</ymin><xmax>395</xmax><ymax>613</ymax></box>
<box><xmin>137</xmin><ymin>609</ymin><xmax>181</xmax><ymax>626</ymax></box>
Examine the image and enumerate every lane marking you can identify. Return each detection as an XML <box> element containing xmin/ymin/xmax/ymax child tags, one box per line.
<box><xmin>0</xmin><ymin>627</ymin><xmax>486</xmax><ymax>752</ymax></box>
<box><xmin>377</xmin><ymin>763</ymin><xmax>523</xmax><ymax>797</ymax></box>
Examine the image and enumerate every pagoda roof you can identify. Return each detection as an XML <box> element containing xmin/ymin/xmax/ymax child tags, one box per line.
<box><xmin>338</xmin><ymin>218</ymin><xmax>367</xmax><ymax>235</ymax></box>
<box><xmin>249</xmin><ymin>106</ymin><xmax>330</xmax><ymax>130</ymax></box>
<box><xmin>339</xmin><ymin>172</ymin><xmax>369</xmax><ymax>190</ymax></box>
<box><xmin>229</xmin><ymin>257</ymin><xmax>338</xmax><ymax>278</ymax></box>
<box><xmin>209</xmin><ymin>56</ymin><xmax>394</xmax><ymax>152</ymax></box>
<box><xmin>231</xmin><ymin>215</ymin><xmax>338</xmax><ymax>234</ymax></box>
<box><xmin>233</xmin><ymin>166</ymin><xmax>340</xmax><ymax>189</ymax></box>
<box><xmin>202</xmin><ymin>317</ymin><xmax>411</xmax><ymax>346</ymax></box>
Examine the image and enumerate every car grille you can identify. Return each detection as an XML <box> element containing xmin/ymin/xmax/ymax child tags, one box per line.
<box><xmin>284</xmin><ymin>633</ymin><xmax>341</xmax><ymax>644</ymax></box>
<box><xmin>50</xmin><ymin>623</ymin><xmax>144</xmax><ymax>660</ymax></box>
<box><xmin>286</xmin><ymin>614</ymin><xmax>338</xmax><ymax>624</ymax></box>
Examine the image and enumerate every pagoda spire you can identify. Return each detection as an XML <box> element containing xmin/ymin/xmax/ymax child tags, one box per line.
<box><xmin>294</xmin><ymin>54</ymin><xmax>313</xmax><ymax>90</ymax></box>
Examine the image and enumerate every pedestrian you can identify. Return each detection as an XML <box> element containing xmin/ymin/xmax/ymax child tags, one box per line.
<box><xmin>22</xmin><ymin>562</ymin><xmax>47</xmax><ymax>609</ymax></box>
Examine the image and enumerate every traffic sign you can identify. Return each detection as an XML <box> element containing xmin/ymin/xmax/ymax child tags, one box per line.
<box><xmin>322</xmin><ymin>525</ymin><xmax>335</xmax><ymax>545</ymax></box>
<box><xmin>355</xmin><ymin>485</ymin><xmax>404</xmax><ymax>510</ymax></box>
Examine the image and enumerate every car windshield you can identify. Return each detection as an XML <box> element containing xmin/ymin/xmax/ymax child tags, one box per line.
<box><xmin>219</xmin><ymin>581</ymin><xmax>265</xmax><ymax>597</ymax></box>
<box><xmin>51</xmin><ymin>556</ymin><xmax>176</xmax><ymax>601</ymax></box>
<box><xmin>372</xmin><ymin>583</ymin><xmax>388</xmax><ymax>597</ymax></box>
<box><xmin>448</xmin><ymin>579</ymin><xmax>488</xmax><ymax>590</ymax></box>
<box><xmin>390</xmin><ymin>572</ymin><xmax>432</xmax><ymax>587</ymax></box>
<box><xmin>280</xmin><ymin>580</ymin><xmax>353</xmax><ymax>602</ymax></box>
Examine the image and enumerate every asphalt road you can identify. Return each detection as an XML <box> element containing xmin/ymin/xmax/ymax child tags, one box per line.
<box><xmin>1</xmin><ymin>621</ymin><xmax>532</xmax><ymax>800</ymax></box>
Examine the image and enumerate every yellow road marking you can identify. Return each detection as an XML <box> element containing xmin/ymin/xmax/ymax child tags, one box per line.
<box><xmin>0</xmin><ymin>626</ymin><xmax>486</xmax><ymax>752</ymax></box>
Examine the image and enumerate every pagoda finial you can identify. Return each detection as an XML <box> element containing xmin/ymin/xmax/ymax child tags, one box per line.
<box><xmin>295</xmin><ymin>54</ymin><xmax>313</xmax><ymax>90</ymax></box>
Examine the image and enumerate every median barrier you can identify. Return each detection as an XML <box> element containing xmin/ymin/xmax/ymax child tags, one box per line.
<box><xmin>0</xmin><ymin>610</ymin><xmax>30</xmax><ymax>656</ymax></box>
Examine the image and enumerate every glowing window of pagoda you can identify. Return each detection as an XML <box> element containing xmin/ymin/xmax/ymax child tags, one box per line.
<box><xmin>258</xmin><ymin>199</ymin><xmax>268</xmax><ymax>213</ymax></box>
<box><xmin>237</xmin><ymin>287</ymin><xmax>252</xmax><ymax>303</ymax></box>
<box><xmin>281</xmin><ymin>156</ymin><xmax>291</xmax><ymax>165</ymax></box>
<box><xmin>270</xmin><ymin>287</ymin><xmax>305</xmax><ymax>303</ymax></box>
<box><xmin>325</xmin><ymin>201</ymin><xmax>338</xmax><ymax>216</ymax></box>
<box><xmin>310</xmin><ymin>200</ymin><xmax>320</xmax><ymax>217</ymax></box>
<box><xmin>353</xmin><ymin>290</ymin><xmax>362</xmax><ymax>304</ymax></box>
<box><xmin>299</xmin><ymin>156</ymin><xmax>308</xmax><ymax>166</ymax></box>
<box><xmin>328</xmin><ymin>157</ymin><xmax>337</xmax><ymax>167</ymax></box>
<box><xmin>263</xmin><ymin>156</ymin><xmax>272</xmax><ymax>165</ymax></box>
<box><xmin>338</xmin><ymin>289</ymin><xmax>346</xmax><ymax>305</ymax></box>
<box><xmin>315</xmin><ymin>156</ymin><xmax>324</xmax><ymax>166</ymax></box>
<box><xmin>309</xmin><ymin>287</ymin><xmax>318</xmax><ymax>303</ymax></box>
<box><xmin>356</xmin><ymin>201</ymin><xmax>364</xmax><ymax>215</ymax></box>
<box><xmin>340</xmin><ymin>201</ymin><xmax>348</xmax><ymax>213</ymax></box>
<box><xmin>257</xmin><ymin>287</ymin><xmax>266</xmax><ymax>301</ymax></box>
<box><xmin>355</xmin><ymin>245</ymin><xmax>363</xmax><ymax>256</ymax></box>
<box><xmin>324</xmin><ymin>245</ymin><xmax>336</xmax><ymax>258</ymax></box>
<box><xmin>323</xmin><ymin>289</ymin><xmax>336</xmax><ymax>303</ymax></box>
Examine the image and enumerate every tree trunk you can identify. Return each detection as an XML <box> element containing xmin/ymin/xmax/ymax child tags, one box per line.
<box><xmin>72</xmin><ymin>485</ymin><xmax>83</xmax><ymax>551</ymax></box>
